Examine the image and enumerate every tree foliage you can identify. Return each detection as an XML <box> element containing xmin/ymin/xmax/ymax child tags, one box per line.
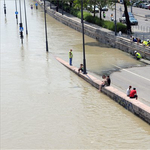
<box><xmin>48</xmin><ymin>0</ymin><xmax>127</xmax><ymax>33</ymax></box>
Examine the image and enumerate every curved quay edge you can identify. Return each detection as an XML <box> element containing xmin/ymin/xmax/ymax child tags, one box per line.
<box><xmin>34</xmin><ymin>0</ymin><xmax>150</xmax><ymax>124</ymax></box>
<box><xmin>56</xmin><ymin>57</ymin><xmax>150</xmax><ymax>125</ymax></box>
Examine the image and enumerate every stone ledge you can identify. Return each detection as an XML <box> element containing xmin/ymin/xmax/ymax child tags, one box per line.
<box><xmin>56</xmin><ymin>57</ymin><xmax>150</xmax><ymax>125</ymax></box>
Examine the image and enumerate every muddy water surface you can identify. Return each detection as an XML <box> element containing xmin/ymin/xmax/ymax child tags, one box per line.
<box><xmin>1</xmin><ymin>0</ymin><xmax>150</xmax><ymax>149</ymax></box>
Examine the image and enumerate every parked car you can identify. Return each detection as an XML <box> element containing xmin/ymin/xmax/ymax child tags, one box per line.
<box><xmin>92</xmin><ymin>5</ymin><xmax>99</xmax><ymax>13</ymax></box>
<box><xmin>139</xmin><ymin>3</ymin><xmax>148</xmax><ymax>8</ymax></box>
<box><xmin>139</xmin><ymin>2</ymin><xmax>145</xmax><ymax>8</ymax></box>
<box><xmin>119</xmin><ymin>17</ymin><xmax>126</xmax><ymax>23</ymax></box>
<box><xmin>142</xmin><ymin>3</ymin><xmax>148</xmax><ymax>8</ymax></box>
<box><xmin>128</xmin><ymin>12</ymin><xmax>134</xmax><ymax>17</ymax></box>
<box><xmin>133</xmin><ymin>1</ymin><xmax>142</xmax><ymax>7</ymax></box>
<box><xmin>145</xmin><ymin>4</ymin><xmax>150</xmax><ymax>9</ymax></box>
<box><xmin>87</xmin><ymin>5</ymin><xmax>99</xmax><ymax>13</ymax></box>
<box><xmin>133</xmin><ymin>3</ymin><xmax>137</xmax><ymax>7</ymax></box>
<box><xmin>135</xmin><ymin>1</ymin><xmax>143</xmax><ymax>7</ymax></box>
<box><xmin>101</xmin><ymin>6</ymin><xmax>108</xmax><ymax>11</ymax></box>
<box><xmin>122</xmin><ymin>12</ymin><xmax>134</xmax><ymax>18</ymax></box>
<box><xmin>119</xmin><ymin>12</ymin><xmax>138</xmax><ymax>25</ymax></box>
<box><xmin>129</xmin><ymin>17</ymin><xmax>138</xmax><ymax>25</ymax></box>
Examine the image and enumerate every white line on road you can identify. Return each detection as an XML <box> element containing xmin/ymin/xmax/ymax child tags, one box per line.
<box><xmin>112</xmin><ymin>64</ymin><xmax>150</xmax><ymax>82</ymax></box>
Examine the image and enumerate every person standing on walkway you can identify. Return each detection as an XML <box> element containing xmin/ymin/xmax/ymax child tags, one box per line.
<box><xmin>111</xmin><ymin>13</ymin><xmax>114</xmax><ymax>21</ymax></box>
<box><xmin>69</xmin><ymin>49</ymin><xmax>73</xmax><ymax>66</ymax></box>
<box><xmin>126</xmin><ymin>85</ymin><xmax>132</xmax><ymax>96</ymax></box>
<box><xmin>103</xmin><ymin>11</ymin><xmax>106</xmax><ymax>18</ymax></box>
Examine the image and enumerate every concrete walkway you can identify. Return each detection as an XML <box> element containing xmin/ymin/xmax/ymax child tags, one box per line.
<box><xmin>36</xmin><ymin>0</ymin><xmax>150</xmax><ymax>124</ymax></box>
<box><xmin>56</xmin><ymin>57</ymin><xmax>150</xmax><ymax>124</ymax></box>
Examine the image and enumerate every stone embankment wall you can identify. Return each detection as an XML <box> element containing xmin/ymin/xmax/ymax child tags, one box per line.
<box><xmin>37</xmin><ymin>1</ymin><xmax>150</xmax><ymax>60</ymax></box>
<box><xmin>56</xmin><ymin>57</ymin><xmax>150</xmax><ymax>125</ymax></box>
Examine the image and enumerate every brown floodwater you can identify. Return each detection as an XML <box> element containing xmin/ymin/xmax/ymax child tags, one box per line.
<box><xmin>1</xmin><ymin>0</ymin><xmax>150</xmax><ymax>149</ymax></box>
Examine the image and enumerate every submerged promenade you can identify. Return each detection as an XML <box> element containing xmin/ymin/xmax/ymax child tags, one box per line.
<box><xmin>56</xmin><ymin>57</ymin><xmax>150</xmax><ymax>124</ymax></box>
<box><xmin>1</xmin><ymin>1</ymin><xmax>150</xmax><ymax>148</ymax></box>
<box><xmin>35</xmin><ymin>0</ymin><xmax>150</xmax><ymax>123</ymax></box>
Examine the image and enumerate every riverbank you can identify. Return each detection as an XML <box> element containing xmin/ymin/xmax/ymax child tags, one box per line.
<box><xmin>35</xmin><ymin>0</ymin><xmax>150</xmax><ymax>60</ymax></box>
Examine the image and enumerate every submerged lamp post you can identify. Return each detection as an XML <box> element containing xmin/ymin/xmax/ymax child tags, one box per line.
<box><xmin>44</xmin><ymin>0</ymin><xmax>49</xmax><ymax>52</ymax></box>
<box><xmin>4</xmin><ymin>0</ymin><xmax>6</xmax><ymax>16</ymax></box>
<box><xmin>130</xmin><ymin>0</ymin><xmax>133</xmax><ymax>13</ymax></box>
<box><xmin>115</xmin><ymin>0</ymin><xmax>117</xmax><ymax>36</ymax></box>
<box><xmin>62</xmin><ymin>0</ymin><xmax>64</xmax><ymax>15</ymax></box>
<box><xmin>50</xmin><ymin>0</ymin><xmax>51</xmax><ymax>9</ymax></box>
<box><xmin>15</xmin><ymin>0</ymin><xmax>18</xmax><ymax>24</ymax></box>
<box><xmin>81</xmin><ymin>0</ymin><xmax>87</xmax><ymax>74</ymax></box>
<box><xmin>19</xmin><ymin>0</ymin><xmax>23</xmax><ymax>44</ymax></box>
<box><xmin>24</xmin><ymin>0</ymin><xmax>28</xmax><ymax>35</ymax></box>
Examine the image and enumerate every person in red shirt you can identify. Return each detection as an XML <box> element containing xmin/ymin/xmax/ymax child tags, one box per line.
<box><xmin>130</xmin><ymin>88</ymin><xmax>138</xmax><ymax>100</ymax></box>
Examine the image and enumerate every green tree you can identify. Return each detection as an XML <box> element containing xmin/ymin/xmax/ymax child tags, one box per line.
<box><xmin>96</xmin><ymin>0</ymin><xmax>110</xmax><ymax>20</ymax></box>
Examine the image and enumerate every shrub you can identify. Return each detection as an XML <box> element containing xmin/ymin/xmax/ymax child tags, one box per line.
<box><xmin>64</xmin><ymin>5</ymin><xmax>70</xmax><ymax>13</ymax></box>
<box><xmin>116</xmin><ymin>22</ymin><xmax>127</xmax><ymax>33</ymax></box>
<box><xmin>70</xmin><ymin>9</ymin><xmax>79</xmax><ymax>16</ymax></box>
<box><xmin>85</xmin><ymin>15</ymin><xmax>95</xmax><ymax>24</ymax></box>
<box><xmin>51</xmin><ymin>3</ymin><xmax>127</xmax><ymax>34</ymax></box>
<box><xmin>102</xmin><ymin>21</ymin><xmax>114</xmax><ymax>30</ymax></box>
<box><xmin>83</xmin><ymin>12</ymin><xmax>91</xmax><ymax>20</ymax></box>
<box><xmin>95</xmin><ymin>17</ymin><xmax>104</xmax><ymax>26</ymax></box>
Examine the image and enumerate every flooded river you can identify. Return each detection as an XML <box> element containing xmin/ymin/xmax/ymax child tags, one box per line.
<box><xmin>1</xmin><ymin>0</ymin><xmax>150</xmax><ymax>149</ymax></box>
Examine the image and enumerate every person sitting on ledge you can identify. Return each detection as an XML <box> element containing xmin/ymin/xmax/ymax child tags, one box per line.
<box><xmin>130</xmin><ymin>88</ymin><xmax>138</xmax><ymax>100</ymax></box>
<box><xmin>134</xmin><ymin>51</ymin><xmax>141</xmax><ymax>60</ymax></box>
<box><xmin>105</xmin><ymin>75</ymin><xmax>111</xmax><ymax>86</ymax></box>
<box><xmin>99</xmin><ymin>75</ymin><xmax>107</xmax><ymax>92</ymax></box>
<box><xmin>78</xmin><ymin>64</ymin><xmax>84</xmax><ymax>73</ymax></box>
<box><xmin>132</xmin><ymin>37</ymin><xmax>137</xmax><ymax>42</ymax></box>
<box><xmin>143</xmin><ymin>40</ymin><xmax>148</xmax><ymax>46</ymax></box>
<box><xmin>126</xmin><ymin>85</ymin><xmax>132</xmax><ymax>97</ymax></box>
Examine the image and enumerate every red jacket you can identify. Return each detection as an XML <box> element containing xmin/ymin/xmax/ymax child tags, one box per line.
<box><xmin>130</xmin><ymin>90</ymin><xmax>136</xmax><ymax>97</ymax></box>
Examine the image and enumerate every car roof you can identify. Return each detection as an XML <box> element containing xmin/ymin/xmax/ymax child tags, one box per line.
<box><xmin>130</xmin><ymin>17</ymin><xmax>136</xmax><ymax>20</ymax></box>
<box><xmin>128</xmin><ymin>12</ymin><xmax>133</xmax><ymax>15</ymax></box>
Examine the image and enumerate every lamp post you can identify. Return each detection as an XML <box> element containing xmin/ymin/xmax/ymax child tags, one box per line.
<box><xmin>24</xmin><ymin>0</ymin><xmax>28</xmax><ymax>35</ymax></box>
<box><xmin>62</xmin><ymin>0</ymin><xmax>64</xmax><ymax>15</ymax></box>
<box><xmin>50</xmin><ymin>0</ymin><xmax>51</xmax><ymax>9</ymax></box>
<box><xmin>81</xmin><ymin>0</ymin><xmax>87</xmax><ymax>74</ymax></box>
<box><xmin>130</xmin><ymin>0</ymin><xmax>132</xmax><ymax>13</ymax></box>
<box><xmin>115</xmin><ymin>0</ymin><xmax>117</xmax><ymax>36</ymax></box>
<box><xmin>15</xmin><ymin>0</ymin><xmax>18</xmax><ymax>24</ymax></box>
<box><xmin>44</xmin><ymin>0</ymin><xmax>49</xmax><ymax>52</ymax></box>
<box><xmin>19</xmin><ymin>0</ymin><xmax>23</xmax><ymax>44</ymax></box>
<box><xmin>4</xmin><ymin>0</ymin><xmax>6</xmax><ymax>16</ymax></box>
